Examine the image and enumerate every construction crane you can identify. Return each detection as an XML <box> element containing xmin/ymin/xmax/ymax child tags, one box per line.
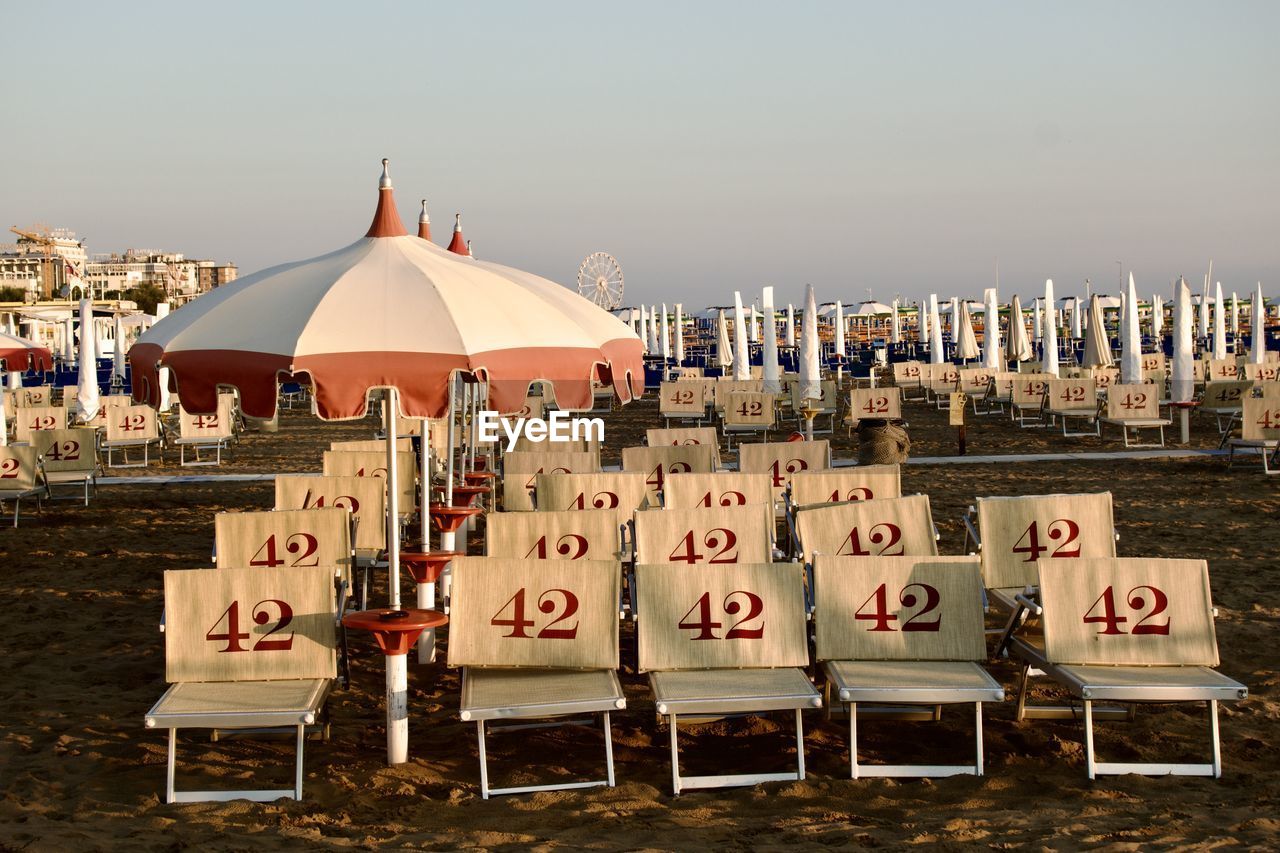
<box><xmin>9</xmin><ymin>226</ymin><xmax>60</xmax><ymax>299</ymax></box>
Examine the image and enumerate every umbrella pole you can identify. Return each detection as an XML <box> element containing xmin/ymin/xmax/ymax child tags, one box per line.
<box><xmin>386</xmin><ymin>388</ymin><xmax>401</xmax><ymax>608</ymax></box>
<box><xmin>419</xmin><ymin>418</ymin><xmax>431</xmax><ymax>550</ymax></box>
<box><xmin>382</xmin><ymin>387</ymin><xmax>410</xmax><ymax>765</ymax></box>
<box><xmin>441</xmin><ymin>375</ymin><xmax>458</xmax><ymax>552</ymax></box>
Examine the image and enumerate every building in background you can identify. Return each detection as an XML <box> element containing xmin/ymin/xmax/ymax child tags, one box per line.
<box><xmin>0</xmin><ymin>227</ymin><xmax>88</xmax><ymax>300</ymax></box>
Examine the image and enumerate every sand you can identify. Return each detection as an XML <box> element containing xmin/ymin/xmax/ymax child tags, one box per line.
<box><xmin>1</xmin><ymin>397</ymin><xmax>1277</xmax><ymax>850</ymax></box>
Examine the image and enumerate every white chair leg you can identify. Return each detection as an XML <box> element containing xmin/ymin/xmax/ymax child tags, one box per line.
<box><xmin>849</xmin><ymin>701</ymin><xmax>858</xmax><ymax>779</ymax></box>
<box><xmin>294</xmin><ymin>724</ymin><xmax>305</xmax><ymax>799</ymax></box>
<box><xmin>1083</xmin><ymin>699</ymin><xmax>1096</xmax><ymax>780</ymax></box>
<box><xmin>477</xmin><ymin>720</ymin><xmax>490</xmax><ymax>799</ymax></box>
<box><xmin>166</xmin><ymin>728</ymin><xmax>177</xmax><ymax>804</ymax></box>
<box><xmin>1210</xmin><ymin>700</ymin><xmax>1222</xmax><ymax>778</ymax></box>
<box><xmin>974</xmin><ymin>702</ymin><xmax>984</xmax><ymax>776</ymax></box>
<box><xmin>669</xmin><ymin>713</ymin><xmax>681</xmax><ymax>795</ymax></box>
<box><xmin>603</xmin><ymin>711</ymin><xmax>615</xmax><ymax>787</ymax></box>
<box><xmin>794</xmin><ymin>708</ymin><xmax>806</xmax><ymax>780</ymax></box>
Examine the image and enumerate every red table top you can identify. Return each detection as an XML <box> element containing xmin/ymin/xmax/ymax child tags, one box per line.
<box><xmin>400</xmin><ymin>550</ymin><xmax>463</xmax><ymax>583</ymax></box>
<box><xmin>428</xmin><ymin>503</ymin><xmax>482</xmax><ymax>532</ymax></box>
<box><xmin>464</xmin><ymin>471</ymin><xmax>497</xmax><ymax>482</ymax></box>
<box><xmin>342</xmin><ymin>608</ymin><xmax>449</xmax><ymax>656</ymax></box>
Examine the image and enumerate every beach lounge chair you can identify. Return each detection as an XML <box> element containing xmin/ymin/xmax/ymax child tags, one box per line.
<box><xmin>486</xmin><ymin>508</ymin><xmax>624</xmax><ymax>562</ymax></box>
<box><xmin>322</xmin><ymin>449</ymin><xmax>417</xmax><ymax>522</ymax></box>
<box><xmin>1010</xmin><ymin>375</ymin><xmax>1050</xmax><ymax>427</ymax></box>
<box><xmin>533</xmin><ymin>471</ymin><xmax>650</xmax><ymax>523</ymax></box>
<box><xmin>13</xmin><ymin>404</ymin><xmax>67</xmax><ymax>445</ymax></box>
<box><xmin>958</xmin><ymin>368</ymin><xmax>997</xmax><ymax>415</ymax></box>
<box><xmin>721</xmin><ymin>391</ymin><xmax>776</xmax><ymax>448</ymax></box>
<box><xmin>1010</xmin><ymin>558</ymin><xmax>1247</xmax><ymax>778</ymax></box>
<box><xmin>1207</xmin><ymin>358</ymin><xmax>1241</xmax><ymax>381</ymax></box>
<box><xmin>788</xmin><ymin>465</ymin><xmax>902</xmax><ymax>507</ymax></box>
<box><xmin>737</xmin><ymin>439</ymin><xmax>831</xmax><ymax>505</ymax></box>
<box><xmin>634</xmin><ymin>503</ymin><xmax>776</xmax><ymax>566</ymax></box>
<box><xmin>1044</xmin><ymin>378</ymin><xmax>1100</xmax><ymax>436</ymax></box>
<box><xmin>892</xmin><ymin>361</ymin><xmax>925</xmax><ymax>401</ymax></box>
<box><xmin>1227</xmin><ymin>397</ymin><xmax>1280</xmax><ymax>474</ymax></box>
<box><xmin>102</xmin><ymin>404</ymin><xmax>164</xmax><ymax>468</ymax></box>
<box><xmin>145</xmin><ymin>565</ymin><xmax>337</xmax><ymax>802</ymax></box>
<box><xmin>214</xmin><ymin>507</ymin><xmax>355</xmax><ymax>594</ymax></box>
<box><xmin>448</xmin><ymin>557</ymin><xmax>624</xmax><ymax>798</ymax></box>
<box><xmin>711</xmin><ymin>380</ymin><xmax>764</xmax><ymax>419</ymax></box>
<box><xmin>1100</xmin><ymin>383</ymin><xmax>1171</xmax><ymax>448</ymax></box>
<box><xmin>28</xmin><ymin>427</ymin><xmax>100</xmax><ymax>505</ymax></box>
<box><xmin>1200</xmin><ymin>380</ymin><xmax>1254</xmax><ymax>440</ymax></box>
<box><xmin>924</xmin><ymin>364</ymin><xmax>960</xmax><ymax>409</ymax></box>
<box><xmin>790</xmin><ymin>380</ymin><xmax>837</xmax><ymax>434</ymax></box>
<box><xmin>275</xmin><ymin>475</ymin><xmax>386</xmax><ymax>608</ymax></box>
<box><xmin>813</xmin><ymin>555</ymin><xmax>1004</xmax><ymax>777</ymax></box>
<box><xmin>635</xmin><ymin>561</ymin><xmax>819</xmax><ymax>793</ymax></box>
<box><xmin>661</xmin><ymin>472</ymin><xmax>774</xmax><ymax>510</ymax></box>
<box><xmin>645</xmin><ymin>425</ymin><xmax>722</xmax><ymax>469</ymax></box>
<box><xmin>659</xmin><ymin>379</ymin><xmax>710</xmax><ymax>426</ymax></box>
<box><xmin>621</xmin><ymin>444</ymin><xmax>717</xmax><ymax>506</ymax></box>
<box><xmin>794</xmin><ymin>494</ymin><xmax>938</xmax><ymax>564</ymax></box>
<box><xmin>1242</xmin><ymin>362</ymin><xmax>1280</xmax><ymax>383</ymax></box>
<box><xmin>173</xmin><ymin>398</ymin><xmax>235</xmax><ymax>466</ymax></box>
<box><xmin>0</xmin><ymin>444</ymin><xmax>49</xmax><ymax>526</ymax></box>
<box><xmin>844</xmin><ymin>387</ymin><xmax>903</xmax><ymax>433</ymax></box>
<box><xmin>501</xmin><ymin>450</ymin><xmax>602</xmax><ymax>512</ymax></box>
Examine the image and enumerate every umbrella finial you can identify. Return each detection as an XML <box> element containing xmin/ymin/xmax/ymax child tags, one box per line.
<box><xmin>466</xmin><ymin>239</ymin><xmax>474</xmax><ymax>258</ymax></box>
<box><xmin>447</xmin><ymin>212</ymin><xmax>468</xmax><ymax>255</ymax></box>
<box><xmin>366</xmin><ymin>158</ymin><xmax>408</xmax><ymax>238</ymax></box>
<box><xmin>417</xmin><ymin>199</ymin><xmax>431</xmax><ymax>241</ymax></box>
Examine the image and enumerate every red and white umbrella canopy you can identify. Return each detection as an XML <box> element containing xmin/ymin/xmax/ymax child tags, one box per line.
<box><xmin>130</xmin><ymin>161</ymin><xmax>644</xmax><ymax>419</ymax></box>
<box><xmin>0</xmin><ymin>331</ymin><xmax>53</xmax><ymax>373</ymax></box>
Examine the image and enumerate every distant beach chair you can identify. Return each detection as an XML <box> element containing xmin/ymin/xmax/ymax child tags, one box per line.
<box><xmin>13</xmin><ymin>404</ymin><xmax>67</xmax><ymax>445</ymax></box>
<box><xmin>813</xmin><ymin>555</ymin><xmax>1003</xmax><ymax>778</ymax></box>
<box><xmin>844</xmin><ymin>387</ymin><xmax>903</xmax><ymax>433</ymax></box>
<box><xmin>1009</xmin><ymin>558</ymin><xmax>1247</xmax><ymax>778</ymax></box>
<box><xmin>924</xmin><ymin>364</ymin><xmax>960</xmax><ymax>409</ymax></box>
<box><xmin>28</xmin><ymin>427</ymin><xmax>100</xmax><ymax>505</ymax></box>
<box><xmin>635</xmin><ymin>561</ymin><xmax>819</xmax><ymax>794</ymax></box>
<box><xmin>721</xmin><ymin>391</ymin><xmax>776</xmax><ymax>448</ymax></box>
<box><xmin>957</xmin><ymin>368</ymin><xmax>998</xmax><ymax>415</ymax></box>
<box><xmin>103</xmin><ymin>404</ymin><xmax>163</xmax><ymax>468</ymax></box>
<box><xmin>173</xmin><ymin>398</ymin><xmax>235</xmax><ymax>466</ymax></box>
<box><xmin>486</xmin><ymin>508</ymin><xmax>624</xmax><ymax>562</ymax></box>
<box><xmin>500</xmin><ymin>449</ymin><xmax>602</xmax><ymax>512</ymax></box>
<box><xmin>644</xmin><ymin>425</ymin><xmax>722</xmax><ymax>469</ymax></box>
<box><xmin>533</xmin><ymin>471</ymin><xmax>650</xmax><ymax>523</ymax></box>
<box><xmin>1226</xmin><ymin>397</ymin><xmax>1280</xmax><ymax>475</ymax></box>
<box><xmin>660</xmin><ymin>471</ymin><xmax>774</xmax><ymax>512</ymax></box>
<box><xmin>322</xmin><ymin>449</ymin><xmax>417</xmax><ymax>522</ymax></box>
<box><xmin>737</xmin><ymin>439</ymin><xmax>831</xmax><ymax>506</ymax></box>
<box><xmin>0</xmin><ymin>444</ymin><xmax>49</xmax><ymax>526</ymax></box>
<box><xmin>145</xmin><ymin>565</ymin><xmax>338</xmax><ymax>802</ymax></box>
<box><xmin>1242</xmin><ymin>362</ymin><xmax>1280</xmax><ymax>383</ymax></box>
<box><xmin>789</xmin><ymin>380</ymin><xmax>837</xmax><ymax>434</ymax></box>
<box><xmin>621</xmin><ymin>443</ymin><xmax>717</xmax><ymax>506</ymax></box>
<box><xmin>1044</xmin><ymin>378</ymin><xmax>1100</xmax><ymax>436</ymax></box>
<box><xmin>275</xmin><ymin>475</ymin><xmax>386</xmax><ymax>609</ymax></box>
<box><xmin>448</xmin><ymin>557</ymin><xmax>624</xmax><ymax>798</ymax></box>
<box><xmin>794</xmin><ymin>494</ymin><xmax>939</xmax><ymax>564</ymax></box>
<box><xmin>1100</xmin><ymin>383</ymin><xmax>1171</xmax><ymax>448</ymax></box>
<box><xmin>788</xmin><ymin>465</ymin><xmax>902</xmax><ymax>508</ymax></box>
<box><xmin>659</xmin><ymin>379</ymin><xmax>710</xmax><ymax>426</ymax></box>
<box><xmin>1009</xmin><ymin>375</ymin><xmax>1050</xmax><ymax>427</ymax></box>
<box><xmin>892</xmin><ymin>360</ymin><xmax>926</xmax><ymax>401</ymax></box>
<box><xmin>1200</xmin><ymin>380</ymin><xmax>1255</xmax><ymax>441</ymax></box>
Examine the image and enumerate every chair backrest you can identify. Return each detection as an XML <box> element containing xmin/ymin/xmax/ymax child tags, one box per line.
<box><xmin>1207</xmin><ymin>358</ymin><xmax>1241</xmax><ymax>381</ymax></box>
<box><xmin>501</xmin><ymin>450</ymin><xmax>602</xmax><ymax>512</ymax></box>
<box><xmin>106</xmin><ymin>405</ymin><xmax>160</xmax><ymax>442</ymax></box>
<box><xmin>659</xmin><ymin>380</ymin><xmax>709</xmax><ymax>417</ymax></box>
<box><xmin>1046</xmin><ymin>379</ymin><xmax>1097</xmax><ymax>412</ymax></box>
<box><xmin>392</xmin><ymin>413</ymin><xmax>423</xmax><ymax>437</ymax></box>
<box><xmin>28</xmin><ymin>427</ymin><xmax>96</xmax><ymax>473</ymax></box>
<box><xmin>1258</xmin><ymin>381</ymin><xmax>1280</xmax><ymax>400</ymax></box>
<box><xmin>975</xmin><ymin>492</ymin><xmax>1115</xmax><ymax>590</ymax></box>
<box><xmin>1105</xmin><ymin>384</ymin><xmax>1159</xmax><ymax>420</ymax></box>
<box><xmin>621</xmin><ymin>444</ymin><xmax>717</xmax><ymax>505</ymax></box>
<box><xmin>634</xmin><ymin>503</ymin><xmax>774</xmax><ymax>565</ymax></box>
<box><xmin>1011</xmin><ymin>375</ymin><xmax>1050</xmax><ymax>407</ymax></box>
<box><xmin>671</xmin><ymin>366</ymin><xmax>705</xmax><ymax>379</ymax></box>
<box><xmin>15</xmin><ymin>405</ymin><xmax>66</xmax><ymax>443</ymax></box>
<box><xmin>635</xmin><ymin>562</ymin><xmax>808</xmax><ymax>671</ymax></box>
<box><xmin>508</xmin><ymin>431</ymin><xmax>602</xmax><ymax>456</ymax></box>
<box><xmin>795</xmin><ymin>494</ymin><xmax>937</xmax><ymax>561</ymax></box>
<box><xmin>738</xmin><ymin>439</ymin><xmax>831</xmax><ymax>503</ymax></box>
<box><xmin>892</xmin><ymin>360</ymin><xmax>923</xmax><ymax>386</ymax></box>
<box><xmin>486</xmin><ymin>509</ymin><xmax>623</xmax><ymax>561</ymax></box>
<box><xmin>812</xmin><ymin>555</ymin><xmax>986</xmax><ymax>662</ymax></box>
<box><xmin>712</xmin><ymin>379</ymin><xmax>764</xmax><ymax>412</ymax></box>
<box><xmin>274</xmin><ymin>475</ymin><xmax>387</xmax><ymax>554</ymax></box>
<box><xmin>848</xmin><ymin>387</ymin><xmax>902</xmax><ymax>422</ymax></box>
<box><xmin>790</xmin><ymin>380</ymin><xmax>837</xmax><ymax>413</ymax></box>
<box><xmin>322</xmin><ymin>450</ymin><xmax>416</xmax><ymax>516</ymax></box>
<box><xmin>1202</xmin><ymin>380</ymin><xmax>1254</xmax><ymax>411</ymax></box>
<box><xmin>991</xmin><ymin>372</ymin><xmax>1019</xmax><ymax>398</ymax></box>
<box><xmin>330</xmin><ymin>438</ymin><xmax>414</xmax><ymax>452</ymax></box>
<box><xmin>958</xmin><ymin>368</ymin><xmax>994</xmax><ymax>397</ymax></box>
<box><xmin>925</xmin><ymin>363</ymin><xmax>960</xmax><ymax>391</ymax></box>
<box><xmin>17</xmin><ymin>386</ymin><xmax>53</xmax><ymax>407</ymax></box>
<box><xmin>723</xmin><ymin>391</ymin><xmax>776</xmax><ymax>427</ymax></box>
<box><xmin>1039</xmin><ymin>558</ymin><xmax>1218</xmax><ymax>666</ymax></box>
<box><xmin>1140</xmin><ymin>352</ymin><xmax>1166</xmax><ymax>376</ymax></box>
<box><xmin>662</xmin><ymin>472</ymin><xmax>774</xmax><ymax>510</ymax></box>
<box><xmin>1241</xmin><ymin>397</ymin><xmax>1280</xmax><ymax>442</ymax></box>
<box><xmin>447</xmin><ymin>558</ymin><xmax>620</xmax><ymax>669</ymax></box>
<box><xmin>789</xmin><ymin>465</ymin><xmax>902</xmax><ymax>507</ymax></box>
<box><xmin>645</xmin><ymin>426</ymin><xmax>721</xmax><ymax>469</ymax></box>
<box><xmin>178</xmin><ymin>397</ymin><xmax>234</xmax><ymax>440</ymax></box>
<box><xmin>1243</xmin><ymin>362</ymin><xmax>1280</xmax><ymax>383</ymax></box>
<box><xmin>215</xmin><ymin>507</ymin><xmax>353</xmax><ymax>588</ymax></box>
<box><xmin>164</xmin><ymin>565</ymin><xmax>337</xmax><ymax>683</ymax></box>
<box><xmin>1091</xmin><ymin>366</ymin><xmax>1119</xmax><ymax>391</ymax></box>
<box><xmin>0</xmin><ymin>444</ymin><xmax>41</xmax><ymax>491</ymax></box>
<box><xmin>534</xmin><ymin>471</ymin><xmax>650</xmax><ymax>519</ymax></box>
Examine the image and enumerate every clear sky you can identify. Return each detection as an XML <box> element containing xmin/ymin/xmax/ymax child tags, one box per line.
<box><xmin>2</xmin><ymin>1</ymin><xmax>1276</xmax><ymax>309</ymax></box>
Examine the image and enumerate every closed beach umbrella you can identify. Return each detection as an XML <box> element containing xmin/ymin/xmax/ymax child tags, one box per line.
<box><xmin>982</xmin><ymin>288</ymin><xmax>1001</xmax><ymax>369</ymax></box>
<box><xmin>919</xmin><ymin>301</ymin><xmax>929</xmax><ymax>345</ymax></box>
<box><xmin>834</xmin><ymin>300</ymin><xmax>845</xmax><ymax>359</ymax></box>
<box><xmin>1121</xmin><ymin>274</ymin><xmax>1142</xmax><ymax>383</ymax></box>
<box><xmin>890</xmin><ymin>298</ymin><xmax>901</xmax><ymax>344</ymax></box>
<box><xmin>1199</xmin><ymin>277</ymin><xmax>1211</xmax><ymax>341</ymax></box>
<box><xmin>761</xmin><ymin>287</ymin><xmax>780</xmax><ymax>393</ymax></box>
<box><xmin>62</xmin><ymin>316</ymin><xmax>75</xmax><ymax>363</ymax></box>
<box><xmin>1007</xmin><ymin>294</ymin><xmax>1033</xmax><ymax>362</ymax></box>
<box><xmin>1251</xmin><ymin>282</ymin><xmax>1266</xmax><ymax>364</ymax></box>
<box><xmin>1032</xmin><ymin>299</ymin><xmax>1041</xmax><ymax>343</ymax></box>
<box><xmin>1082</xmin><ymin>293</ymin><xmax>1113</xmax><ymax>369</ymax></box>
<box><xmin>674</xmin><ymin>303</ymin><xmax>684</xmax><ymax>364</ymax></box>
<box><xmin>1042</xmin><ymin>280</ymin><xmax>1060</xmax><ymax>376</ymax></box>
<box><xmin>785</xmin><ymin>303</ymin><xmax>795</xmax><ymax>347</ymax></box>
<box><xmin>732</xmin><ymin>291</ymin><xmax>751</xmax><ymax>380</ymax></box>
<box><xmin>955</xmin><ymin>301</ymin><xmax>980</xmax><ymax>361</ymax></box>
<box><xmin>1151</xmin><ymin>294</ymin><xmax>1163</xmax><ymax>340</ymax></box>
<box><xmin>1070</xmin><ymin>298</ymin><xmax>1083</xmax><ymax>339</ymax></box>
<box><xmin>717</xmin><ymin>309</ymin><xmax>732</xmax><ymax>368</ymax></box>
<box><xmin>1172</xmin><ymin>278</ymin><xmax>1195</xmax><ymax>401</ymax></box>
<box><xmin>659</xmin><ymin>303</ymin><xmax>670</xmax><ymax>360</ymax></box>
<box><xmin>113</xmin><ymin>314</ymin><xmax>127</xmax><ymax>380</ymax></box>
<box><xmin>74</xmin><ymin>299</ymin><xmax>99</xmax><ymax>423</ymax></box>
<box><xmin>1230</xmin><ymin>291</ymin><xmax>1239</xmax><ymax>338</ymax></box>
<box><xmin>1212</xmin><ymin>282</ymin><xmax>1227</xmax><ymax>360</ymax></box>
<box><xmin>799</xmin><ymin>284</ymin><xmax>821</xmax><ymax>400</ymax></box>
<box><xmin>648</xmin><ymin>306</ymin><xmax>659</xmax><ymax>354</ymax></box>
<box><xmin>637</xmin><ymin>305</ymin><xmax>647</xmax><ymax>352</ymax></box>
<box><xmin>928</xmin><ymin>294</ymin><xmax>944</xmax><ymax>364</ymax></box>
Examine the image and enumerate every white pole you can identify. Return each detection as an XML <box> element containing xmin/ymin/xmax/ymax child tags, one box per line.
<box><xmin>419</xmin><ymin>418</ymin><xmax>431</xmax><ymax>549</ymax></box>
<box><xmin>441</xmin><ymin>375</ymin><xmax>458</xmax><ymax>552</ymax></box>
<box><xmin>386</xmin><ymin>652</ymin><xmax>409</xmax><ymax>764</ymax></box>
<box><xmin>385</xmin><ymin>389</ymin><xmax>401</xmax><ymax>608</ymax></box>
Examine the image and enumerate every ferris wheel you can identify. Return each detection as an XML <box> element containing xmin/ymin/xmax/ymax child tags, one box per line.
<box><xmin>577</xmin><ymin>252</ymin><xmax>624</xmax><ymax>310</ymax></box>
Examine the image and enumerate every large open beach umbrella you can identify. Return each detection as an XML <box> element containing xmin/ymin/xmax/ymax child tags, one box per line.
<box><xmin>1212</xmin><ymin>282</ymin><xmax>1227</xmax><ymax>360</ymax></box>
<box><xmin>799</xmin><ymin>284</ymin><xmax>820</xmax><ymax>401</ymax></box>
<box><xmin>1082</xmin><ymin>293</ymin><xmax>1113</xmax><ymax>369</ymax></box>
<box><xmin>131</xmin><ymin>160</ymin><xmax>643</xmax><ymax>764</ymax></box>
<box><xmin>1042</xmin><ymin>280</ymin><xmax>1060</xmax><ymax>376</ymax></box>
<box><xmin>1121</xmin><ymin>274</ymin><xmax>1141</xmax><ymax>383</ymax></box>
<box><xmin>761</xmin><ymin>286</ymin><xmax>780</xmax><ymax>393</ymax></box>
<box><xmin>1007</xmin><ymin>294</ymin><xmax>1033</xmax><ymax>362</ymax></box>
<box><xmin>1250</xmin><ymin>282</ymin><xmax>1266</xmax><ymax>364</ymax></box>
<box><xmin>928</xmin><ymin>294</ymin><xmax>944</xmax><ymax>364</ymax></box>
<box><xmin>982</xmin><ymin>288</ymin><xmax>1001</xmax><ymax>369</ymax></box>
<box><xmin>732</xmin><ymin>291</ymin><xmax>751</xmax><ymax>380</ymax></box>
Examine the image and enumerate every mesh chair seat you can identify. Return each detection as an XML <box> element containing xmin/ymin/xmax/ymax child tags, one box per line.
<box><xmin>1045</xmin><ymin>664</ymin><xmax>1248</xmax><ymax>702</ymax></box>
<box><xmin>824</xmin><ymin>660</ymin><xmax>1003</xmax><ymax>704</ymax></box>
<box><xmin>461</xmin><ymin>669</ymin><xmax>625</xmax><ymax>721</ymax></box>
<box><xmin>1100</xmin><ymin>417</ymin><xmax>1171</xmax><ymax>427</ymax></box>
<box><xmin>146</xmin><ymin>679</ymin><xmax>331</xmax><ymax>729</ymax></box>
<box><xmin>650</xmin><ymin>667</ymin><xmax>820</xmax><ymax>716</ymax></box>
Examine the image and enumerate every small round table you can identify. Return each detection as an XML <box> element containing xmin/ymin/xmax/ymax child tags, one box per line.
<box><xmin>429</xmin><ymin>503</ymin><xmax>483</xmax><ymax>551</ymax></box>
<box><xmin>1167</xmin><ymin>400</ymin><xmax>1199</xmax><ymax>444</ymax></box>
<box><xmin>342</xmin><ymin>608</ymin><xmax>449</xmax><ymax>765</ymax></box>
<box><xmin>400</xmin><ymin>550</ymin><xmax>462</xmax><ymax>663</ymax></box>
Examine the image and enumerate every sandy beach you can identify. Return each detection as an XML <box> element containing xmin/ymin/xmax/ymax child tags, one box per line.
<box><xmin>2</xmin><ymin>399</ymin><xmax>1277</xmax><ymax>850</ymax></box>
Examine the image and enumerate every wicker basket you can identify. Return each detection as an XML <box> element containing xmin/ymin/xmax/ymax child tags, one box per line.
<box><xmin>856</xmin><ymin>420</ymin><xmax>910</xmax><ymax>465</ymax></box>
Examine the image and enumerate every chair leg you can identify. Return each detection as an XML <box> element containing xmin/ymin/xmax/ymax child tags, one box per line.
<box><xmin>974</xmin><ymin>702</ymin><xmax>984</xmax><ymax>776</ymax></box>
<box><xmin>669</xmin><ymin>712</ymin><xmax>681</xmax><ymax>795</ymax></box>
<box><xmin>1083</xmin><ymin>699</ymin><xmax>1096</xmax><ymax>780</ymax></box>
<box><xmin>1210</xmin><ymin>700</ymin><xmax>1222</xmax><ymax>778</ymax></box>
<box><xmin>294</xmin><ymin>724</ymin><xmax>305</xmax><ymax>799</ymax></box>
<box><xmin>477</xmin><ymin>720</ymin><xmax>490</xmax><ymax>799</ymax></box>
<box><xmin>849</xmin><ymin>701</ymin><xmax>859</xmax><ymax>779</ymax></box>
<box><xmin>603</xmin><ymin>711</ymin><xmax>615</xmax><ymax>787</ymax></box>
<box><xmin>794</xmin><ymin>708</ymin><xmax>806</xmax><ymax>781</ymax></box>
<box><xmin>166</xmin><ymin>728</ymin><xmax>177</xmax><ymax>804</ymax></box>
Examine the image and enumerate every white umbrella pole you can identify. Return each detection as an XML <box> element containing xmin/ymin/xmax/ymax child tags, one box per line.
<box><xmin>386</xmin><ymin>389</ymin><xmax>401</xmax><ymax>608</ymax></box>
<box><xmin>382</xmin><ymin>386</ymin><xmax>410</xmax><ymax>764</ymax></box>
<box><xmin>441</xmin><ymin>376</ymin><xmax>458</xmax><ymax>552</ymax></box>
<box><xmin>419</xmin><ymin>418</ymin><xmax>431</xmax><ymax>550</ymax></box>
